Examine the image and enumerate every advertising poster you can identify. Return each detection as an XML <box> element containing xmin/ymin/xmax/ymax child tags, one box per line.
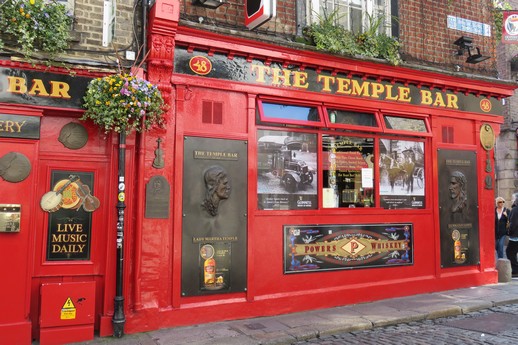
<box><xmin>438</xmin><ymin>150</ymin><xmax>479</xmax><ymax>267</ymax></box>
<box><xmin>257</xmin><ymin>130</ymin><xmax>317</xmax><ymax>210</ymax></box>
<box><xmin>45</xmin><ymin>171</ymin><xmax>94</xmax><ymax>261</ymax></box>
<box><xmin>182</xmin><ymin>137</ymin><xmax>247</xmax><ymax>296</ymax></box>
<box><xmin>379</xmin><ymin>139</ymin><xmax>425</xmax><ymax>209</ymax></box>
<box><xmin>502</xmin><ymin>11</ymin><xmax>518</xmax><ymax>44</ymax></box>
<box><xmin>284</xmin><ymin>223</ymin><xmax>413</xmax><ymax>273</ymax></box>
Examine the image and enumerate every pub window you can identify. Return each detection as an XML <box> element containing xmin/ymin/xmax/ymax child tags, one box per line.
<box><xmin>257</xmin><ymin>100</ymin><xmax>325</xmax><ymax>127</ymax></box>
<box><xmin>382</xmin><ymin>114</ymin><xmax>430</xmax><ymax>135</ymax></box>
<box><xmin>322</xmin><ymin>135</ymin><xmax>374</xmax><ymax>208</ymax></box>
<box><xmin>324</xmin><ymin>108</ymin><xmax>381</xmax><ymax>131</ymax></box>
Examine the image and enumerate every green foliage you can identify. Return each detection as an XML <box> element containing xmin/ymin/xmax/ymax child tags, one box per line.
<box><xmin>493</xmin><ymin>0</ymin><xmax>512</xmax><ymax>41</ymax></box>
<box><xmin>303</xmin><ymin>9</ymin><xmax>402</xmax><ymax>65</ymax></box>
<box><xmin>82</xmin><ymin>74</ymin><xmax>166</xmax><ymax>134</ymax></box>
<box><xmin>0</xmin><ymin>0</ymin><xmax>73</xmax><ymax>59</ymax></box>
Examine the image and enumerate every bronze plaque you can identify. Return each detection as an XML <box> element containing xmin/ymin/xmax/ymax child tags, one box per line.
<box><xmin>437</xmin><ymin>150</ymin><xmax>479</xmax><ymax>267</ymax></box>
<box><xmin>479</xmin><ymin>124</ymin><xmax>495</xmax><ymax>151</ymax></box>
<box><xmin>0</xmin><ymin>204</ymin><xmax>21</xmax><ymax>232</ymax></box>
<box><xmin>182</xmin><ymin>137</ymin><xmax>247</xmax><ymax>296</ymax></box>
<box><xmin>145</xmin><ymin>176</ymin><xmax>170</xmax><ymax>218</ymax></box>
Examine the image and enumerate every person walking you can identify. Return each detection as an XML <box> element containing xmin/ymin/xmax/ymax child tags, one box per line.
<box><xmin>506</xmin><ymin>193</ymin><xmax>518</xmax><ymax>276</ymax></box>
<box><xmin>495</xmin><ymin>197</ymin><xmax>508</xmax><ymax>259</ymax></box>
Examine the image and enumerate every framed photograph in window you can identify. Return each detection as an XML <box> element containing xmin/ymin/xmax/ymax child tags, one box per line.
<box><xmin>257</xmin><ymin>130</ymin><xmax>317</xmax><ymax>210</ymax></box>
<box><xmin>322</xmin><ymin>135</ymin><xmax>375</xmax><ymax>208</ymax></box>
<box><xmin>379</xmin><ymin>139</ymin><xmax>425</xmax><ymax>209</ymax></box>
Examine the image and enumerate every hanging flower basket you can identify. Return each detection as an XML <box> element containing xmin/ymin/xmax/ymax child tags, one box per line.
<box><xmin>81</xmin><ymin>73</ymin><xmax>166</xmax><ymax>134</ymax></box>
<box><xmin>0</xmin><ymin>0</ymin><xmax>73</xmax><ymax>58</ymax></box>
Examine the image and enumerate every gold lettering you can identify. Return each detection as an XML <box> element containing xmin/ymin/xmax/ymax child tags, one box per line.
<box><xmin>5</xmin><ymin>121</ymin><xmax>14</xmax><ymax>132</ymax></box>
<box><xmin>28</xmin><ymin>79</ymin><xmax>50</xmax><ymax>96</ymax></box>
<box><xmin>271</xmin><ymin>67</ymin><xmax>291</xmax><ymax>86</ymax></box>
<box><xmin>251</xmin><ymin>65</ymin><xmax>270</xmax><ymax>83</ymax></box>
<box><xmin>336</xmin><ymin>77</ymin><xmax>351</xmax><ymax>95</ymax></box>
<box><xmin>351</xmin><ymin>80</ymin><xmax>370</xmax><ymax>97</ymax></box>
<box><xmin>447</xmin><ymin>94</ymin><xmax>459</xmax><ymax>109</ymax></box>
<box><xmin>370</xmin><ymin>82</ymin><xmax>385</xmax><ymax>99</ymax></box>
<box><xmin>399</xmin><ymin>87</ymin><xmax>412</xmax><ymax>102</ymax></box>
<box><xmin>292</xmin><ymin>71</ymin><xmax>309</xmax><ymax>89</ymax></box>
<box><xmin>317</xmin><ymin>75</ymin><xmax>335</xmax><ymax>92</ymax></box>
<box><xmin>52</xmin><ymin>244</ymin><xmax>86</xmax><ymax>253</ymax></box>
<box><xmin>421</xmin><ymin>90</ymin><xmax>432</xmax><ymax>105</ymax></box>
<box><xmin>7</xmin><ymin>76</ymin><xmax>28</xmax><ymax>94</ymax></box>
<box><xmin>433</xmin><ymin>92</ymin><xmax>446</xmax><ymax>107</ymax></box>
<box><xmin>14</xmin><ymin>121</ymin><xmax>26</xmax><ymax>132</ymax></box>
<box><xmin>385</xmin><ymin>85</ymin><xmax>398</xmax><ymax>101</ymax></box>
<box><xmin>49</xmin><ymin>81</ymin><xmax>71</xmax><ymax>99</ymax></box>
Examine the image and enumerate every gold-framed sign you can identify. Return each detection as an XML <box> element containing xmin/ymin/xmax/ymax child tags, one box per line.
<box><xmin>480</xmin><ymin>124</ymin><xmax>495</xmax><ymax>151</ymax></box>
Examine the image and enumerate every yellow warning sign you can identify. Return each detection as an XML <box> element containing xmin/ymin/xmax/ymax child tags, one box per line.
<box><xmin>60</xmin><ymin>297</ymin><xmax>76</xmax><ymax>320</ymax></box>
<box><xmin>62</xmin><ymin>297</ymin><xmax>75</xmax><ymax>309</ymax></box>
<box><xmin>60</xmin><ymin>308</ymin><xmax>76</xmax><ymax>320</ymax></box>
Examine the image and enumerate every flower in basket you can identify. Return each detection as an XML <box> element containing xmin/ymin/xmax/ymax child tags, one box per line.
<box><xmin>0</xmin><ymin>0</ymin><xmax>73</xmax><ymax>58</ymax></box>
<box><xmin>81</xmin><ymin>73</ymin><xmax>166</xmax><ymax>134</ymax></box>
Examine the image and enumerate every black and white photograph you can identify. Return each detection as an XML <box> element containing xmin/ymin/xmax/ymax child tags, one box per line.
<box><xmin>257</xmin><ymin>130</ymin><xmax>318</xmax><ymax>210</ymax></box>
<box><xmin>379</xmin><ymin>139</ymin><xmax>425</xmax><ymax>209</ymax></box>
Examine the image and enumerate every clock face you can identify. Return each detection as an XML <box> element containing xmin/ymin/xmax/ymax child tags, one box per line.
<box><xmin>479</xmin><ymin>124</ymin><xmax>495</xmax><ymax>151</ymax></box>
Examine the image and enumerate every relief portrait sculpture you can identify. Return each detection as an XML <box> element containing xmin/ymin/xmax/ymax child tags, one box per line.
<box><xmin>449</xmin><ymin>170</ymin><xmax>468</xmax><ymax>221</ymax></box>
<box><xmin>202</xmin><ymin>165</ymin><xmax>231</xmax><ymax>217</ymax></box>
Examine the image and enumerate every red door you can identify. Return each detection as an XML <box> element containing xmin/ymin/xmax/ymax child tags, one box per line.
<box><xmin>30</xmin><ymin>115</ymin><xmax>114</xmax><ymax>342</ymax></box>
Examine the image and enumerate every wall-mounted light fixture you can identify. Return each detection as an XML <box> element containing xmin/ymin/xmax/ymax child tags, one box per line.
<box><xmin>192</xmin><ymin>0</ymin><xmax>224</xmax><ymax>9</ymax></box>
<box><xmin>466</xmin><ymin>47</ymin><xmax>490</xmax><ymax>64</ymax></box>
<box><xmin>453</xmin><ymin>36</ymin><xmax>490</xmax><ymax>64</ymax></box>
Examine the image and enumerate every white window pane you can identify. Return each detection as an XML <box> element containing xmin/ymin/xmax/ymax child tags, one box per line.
<box><xmin>307</xmin><ymin>0</ymin><xmax>392</xmax><ymax>36</ymax></box>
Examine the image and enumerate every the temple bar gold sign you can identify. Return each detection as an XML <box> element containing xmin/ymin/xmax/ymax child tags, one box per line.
<box><xmin>0</xmin><ymin>204</ymin><xmax>21</xmax><ymax>232</ymax></box>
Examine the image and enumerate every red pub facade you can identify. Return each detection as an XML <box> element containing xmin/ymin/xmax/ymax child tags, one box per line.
<box><xmin>0</xmin><ymin>0</ymin><xmax>516</xmax><ymax>343</ymax></box>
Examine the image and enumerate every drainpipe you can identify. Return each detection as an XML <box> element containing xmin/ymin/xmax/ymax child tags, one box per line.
<box><xmin>132</xmin><ymin>0</ymin><xmax>149</xmax><ymax>309</ymax></box>
<box><xmin>113</xmin><ymin>132</ymin><xmax>127</xmax><ymax>337</ymax></box>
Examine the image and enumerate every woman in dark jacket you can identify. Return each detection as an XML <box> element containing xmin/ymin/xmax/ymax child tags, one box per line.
<box><xmin>506</xmin><ymin>193</ymin><xmax>518</xmax><ymax>276</ymax></box>
<box><xmin>495</xmin><ymin>197</ymin><xmax>508</xmax><ymax>259</ymax></box>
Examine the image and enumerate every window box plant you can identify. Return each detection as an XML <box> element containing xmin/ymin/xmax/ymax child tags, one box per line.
<box><xmin>0</xmin><ymin>0</ymin><xmax>73</xmax><ymax>59</ymax></box>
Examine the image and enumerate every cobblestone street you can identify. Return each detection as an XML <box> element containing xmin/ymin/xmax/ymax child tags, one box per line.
<box><xmin>295</xmin><ymin>304</ymin><xmax>518</xmax><ymax>345</ymax></box>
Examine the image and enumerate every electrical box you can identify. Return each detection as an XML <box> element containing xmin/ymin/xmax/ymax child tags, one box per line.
<box><xmin>39</xmin><ymin>281</ymin><xmax>95</xmax><ymax>345</ymax></box>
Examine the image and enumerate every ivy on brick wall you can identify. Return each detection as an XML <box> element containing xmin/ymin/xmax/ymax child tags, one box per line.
<box><xmin>493</xmin><ymin>0</ymin><xmax>512</xmax><ymax>41</ymax></box>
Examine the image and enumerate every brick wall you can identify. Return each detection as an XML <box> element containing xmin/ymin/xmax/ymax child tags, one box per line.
<box><xmin>180</xmin><ymin>0</ymin><xmax>297</xmax><ymax>37</ymax></box>
<box><xmin>495</xmin><ymin>0</ymin><xmax>518</xmax><ymax>202</ymax></box>
<box><xmin>399</xmin><ymin>0</ymin><xmax>496</xmax><ymax>76</ymax></box>
<box><xmin>65</xmin><ymin>0</ymin><xmax>139</xmax><ymax>66</ymax></box>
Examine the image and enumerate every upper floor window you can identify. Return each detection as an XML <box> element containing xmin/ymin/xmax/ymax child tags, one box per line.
<box><xmin>307</xmin><ymin>0</ymin><xmax>393</xmax><ymax>36</ymax></box>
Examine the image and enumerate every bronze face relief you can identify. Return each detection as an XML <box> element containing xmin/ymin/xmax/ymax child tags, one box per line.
<box><xmin>202</xmin><ymin>165</ymin><xmax>231</xmax><ymax>217</ymax></box>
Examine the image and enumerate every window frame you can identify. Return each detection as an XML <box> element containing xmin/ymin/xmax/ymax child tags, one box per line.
<box><xmin>322</xmin><ymin>106</ymin><xmax>383</xmax><ymax>133</ymax></box>
<box><xmin>257</xmin><ymin>98</ymin><xmax>326</xmax><ymax>127</ymax></box>
<box><xmin>255</xmin><ymin>97</ymin><xmax>431</xmax><ymax>212</ymax></box>
<box><xmin>380</xmin><ymin>112</ymin><xmax>432</xmax><ymax>137</ymax></box>
<box><xmin>307</xmin><ymin>0</ymin><xmax>394</xmax><ymax>36</ymax></box>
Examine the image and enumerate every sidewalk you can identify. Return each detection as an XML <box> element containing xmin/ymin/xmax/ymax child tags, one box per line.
<box><xmin>74</xmin><ymin>279</ymin><xmax>518</xmax><ymax>345</ymax></box>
